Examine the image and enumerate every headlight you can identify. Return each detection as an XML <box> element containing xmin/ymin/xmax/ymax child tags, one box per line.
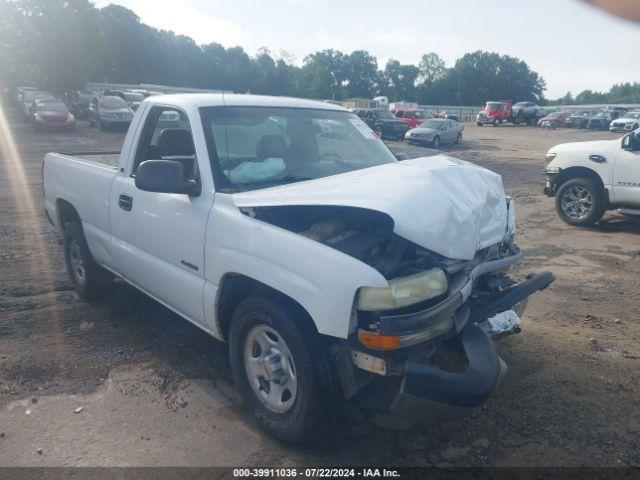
<box><xmin>34</xmin><ymin>113</ymin><xmax>42</xmax><ymax>121</ymax></box>
<box><xmin>546</xmin><ymin>152</ymin><xmax>557</xmax><ymax>162</ymax></box>
<box><xmin>357</xmin><ymin>269</ymin><xmax>448</xmax><ymax>311</ymax></box>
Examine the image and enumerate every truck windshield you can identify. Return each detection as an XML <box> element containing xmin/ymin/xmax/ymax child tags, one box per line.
<box><xmin>486</xmin><ymin>103</ymin><xmax>504</xmax><ymax>110</ymax></box>
<box><xmin>200</xmin><ymin>106</ymin><xmax>398</xmax><ymax>191</ymax></box>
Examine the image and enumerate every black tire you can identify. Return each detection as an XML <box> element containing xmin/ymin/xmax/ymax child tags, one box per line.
<box><xmin>229</xmin><ymin>295</ymin><xmax>338</xmax><ymax>443</ymax></box>
<box><xmin>63</xmin><ymin>221</ymin><xmax>112</xmax><ymax>301</ymax></box>
<box><xmin>493</xmin><ymin>119</ymin><xmax>499</xmax><ymax>127</ymax></box>
<box><xmin>476</xmin><ymin>122</ymin><xmax>483</xmax><ymax>127</ymax></box>
<box><xmin>555</xmin><ymin>177</ymin><xmax>606</xmax><ymax>227</ymax></box>
<box><xmin>455</xmin><ymin>132</ymin><xmax>462</xmax><ymax>144</ymax></box>
<box><xmin>432</xmin><ymin>136</ymin><xmax>441</xmax><ymax>148</ymax></box>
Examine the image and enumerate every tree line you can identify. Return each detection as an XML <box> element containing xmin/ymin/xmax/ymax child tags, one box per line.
<box><xmin>1</xmin><ymin>0</ymin><xmax>636</xmax><ymax>106</ymax></box>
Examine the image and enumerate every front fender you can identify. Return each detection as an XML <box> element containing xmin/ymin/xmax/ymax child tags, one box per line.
<box><xmin>205</xmin><ymin>195</ymin><xmax>389</xmax><ymax>339</ymax></box>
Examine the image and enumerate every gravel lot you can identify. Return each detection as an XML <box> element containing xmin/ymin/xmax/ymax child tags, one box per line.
<box><xmin>1</xmin><ymin>111</ymin><xmax>639</xmax><ymax>467</ymax></box>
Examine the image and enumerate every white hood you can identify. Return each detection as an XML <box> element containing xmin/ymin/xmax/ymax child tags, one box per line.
<box><xmin>551</xmin><ymin>139</ymin><xmax>620</xmax><ymax>154</ymax></box>
<box><xmin>232</xmin><ymin>155</ymin><xmax>509</xmax><ymax>261</ymax></box>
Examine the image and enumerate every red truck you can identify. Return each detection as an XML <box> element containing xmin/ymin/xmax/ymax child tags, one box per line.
<box><xmin>476</xmin><ymin>101</ymin><xmax>512</xmax><ymax>127</ymax></box>
<box><xmin>393</xmin><ymin>109</ymin><xmax>431</xmax><ymax>129</ymax></box>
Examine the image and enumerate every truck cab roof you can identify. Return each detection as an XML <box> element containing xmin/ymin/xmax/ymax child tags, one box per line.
<box><xmin>146</xmin><ymin>93</ymin><xmax>348</xmax><ymax>112</ymax></box>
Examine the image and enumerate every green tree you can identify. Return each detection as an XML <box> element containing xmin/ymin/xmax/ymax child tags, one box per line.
<box><xmin>301</xmin><ymin>49</ymin><xmax>347</xmax><ymax>99</ymax></box>
<box><xmin>418</xmin><ymin>52</ymin><xmax>446</xmax><ymax>84</ymax></box>
<box><xmin>344</xmin><ymin>50</ymin><xmax>379</xmax><ymax>98</ymax></box>
<box><xmin>449</xmin><ymin>51</ymin><xmax>546</xmax><ymax>105</ymax></box>
<box><xmin>380</xmin><ymin>59</ymin><xmax>420</xmax><ymax>102</ymax></box>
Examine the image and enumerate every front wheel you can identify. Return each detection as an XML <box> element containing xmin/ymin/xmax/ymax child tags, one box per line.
<box><xmin>493</xmin><ymin>119</ymin><xmax>499</xmax><ymax>127</ymax></box>
<box><xmin>229</xmin><ymin>296</ymin><xmax>338</xmax><ymax>443</ymax></box>
<box><xmin>432</xmin><ymin>136</ymin><xmax>441</xmax><ymax>148</ymax></box>
<box><xmin>476</xmin><ymin>122</ymin><xmax>483</xmax><ymax>127</ymax></box>
<box><xmin>455</xmin><ymin>132</ymin><xmax>462</xmax><ymax>144</ymax></box>
<box><xmin>64</xmin><ymin>221</ymin><xmax>112</xmax><ymax>301</ymax></box>
<box><xmin>555</xmin><ymin>178</ymin><xmax>605</xmax><ymax>227</ymax></box>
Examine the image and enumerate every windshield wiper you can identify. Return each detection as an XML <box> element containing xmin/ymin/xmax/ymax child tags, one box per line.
<box><xmin>235</xmin><ymin>175</ymin><xmax>314</xmax><ymax>189</ymax></box>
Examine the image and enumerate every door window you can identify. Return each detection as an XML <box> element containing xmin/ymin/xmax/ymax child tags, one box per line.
<box><xmin>132</xmin><ymin>107</ymin><xmax>198</xmax><ymax>182</ymax></box>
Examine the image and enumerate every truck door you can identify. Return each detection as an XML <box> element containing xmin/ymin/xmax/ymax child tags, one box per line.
<box><xmin>109</xmin><ymin>106</ymin><xmax>213</xmax><ymax>325</ymax></box>
<box><xmin>612</xmin><ymin>132</ymin><xmax>640</xmax><ymax>205</ymax></box>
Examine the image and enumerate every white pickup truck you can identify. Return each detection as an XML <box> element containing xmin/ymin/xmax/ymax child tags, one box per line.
<box><xmin>43</xmin><ymin>94</ymin><xmax>553</xmax><ymax>442</ymax></box>
<box><xmin>544</xmin><ymin>128</ymin><xmax>640</xmax><ymax>226</ymax></box>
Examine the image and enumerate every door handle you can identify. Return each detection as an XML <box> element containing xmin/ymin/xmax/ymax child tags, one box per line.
<box><xmin>118</xmin><ymin>194</ymin><xmax>133</xmax><ymax>211</ymax></box>
<box><xmin>589</xmin><ymin>154</ymin><xmax>606</xmax><ymax>164</ymax></box>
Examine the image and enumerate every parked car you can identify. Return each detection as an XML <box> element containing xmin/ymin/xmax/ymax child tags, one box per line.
<box><xmin>120</xmin><ymin>91</ymin><xmax>145</xmax><ymax>111</ymax></box>
<box><xmin>88</xmin><ymin>95</ymin><xmax>135</xmax><ymax>131</ymax></box>
<box><xmin>66</xmin><ymin>91</ymin><xmax>92</xmax><ymax>119</ymax></box>
<box><xmin>30</xmin><ymin>100</ymin><xmax>75</xmax><ymax>131</ymax></box>
<box><xmin>586</xmin><ymin>111</ymin><xmax>612</xmax><ymax>130</ymax></box>
<box><xmin>544</xmin><ymin>128</ymin><xmax>640</xmax><ymax>226</ymax></box>
<box><xmin>476</xmin><ymin>101</ymin><xmax>512</xmax><ymax>126</ymax></box>
<box><xmin>393</xmin><ymin>109</ymin><xmax>431</xmax><ymax>129</ymax></box>
<box><xmin>20</xmin><ymin>90</ymin><xmax>55</xmax><ymax>118</ymax></box>
<box><xmin>538</xmin><ymin>111</ymin><xmax>570</xmax><ymax>129</ymax></box>
<box><xmin>609</xmin><ymin>112</ymin><xmax>640</xmax><ymax>132</ymax></box>
<box><xmin>356</xmin><ymin>108</ymin><xmax>409</xmax><ymax>139</ymax></box>
<box><xmin>43</xmin><ymin>93</ymin><xmax>553</xmax><ymax>442</ymax></box>
<box><xmin>511</xmin><ymin>102</ymin><xmax>542</xmax><ymax>125</ymax></box>
<box><xmin>405</xmin><ymin>118</ymin><xmax>463</xmax><ymax>147</ymax></box>
<box><xmin>15</xmin><ymin>86</ymin><xmax>35</xmax><ymax>108</ymax></box>
<box><xmin>565</xmin><ymin>110</ymin><xmax>596</xmax><ymax>129</ymax></box>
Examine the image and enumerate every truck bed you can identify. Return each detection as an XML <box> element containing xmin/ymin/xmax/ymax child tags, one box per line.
<box><xmin>58</xmin><ymin>150</ymin><xmax>121</xmax><ymax>169</ymax></box>
<box><xmin>43</xmin><ymin>150</ymin><xmax>122</xmax><ymax>254</ymax></box>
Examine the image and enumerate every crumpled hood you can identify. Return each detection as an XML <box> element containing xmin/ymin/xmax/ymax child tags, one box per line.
<box><xmin>232</xmin><ymin>155</ymin><xmax>510</xmax><ymax>260</ymax></box>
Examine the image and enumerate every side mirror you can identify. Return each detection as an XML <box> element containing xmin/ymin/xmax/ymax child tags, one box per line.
<box><xmin>394</xmin><ymin>152</ymin><xmax>409</xmax><ymax>161</ymax></box>
<box><xmin>135</xmin><ymin>160</ymin><xmax>201</xmax><ymax>196</ymax></box>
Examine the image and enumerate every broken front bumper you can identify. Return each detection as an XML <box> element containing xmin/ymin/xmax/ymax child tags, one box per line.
<box><xmin>392</xmin><ymin>271</ymin><xmax>553</xmax><ymax>409</ymax></box>
<box><xmin>349</xmin><ymin>265</ymin><xmax>554</xmax><ymax>423</ymax></box>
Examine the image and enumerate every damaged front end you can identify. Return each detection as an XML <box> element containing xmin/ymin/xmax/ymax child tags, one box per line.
<box><xmin>245</xmin><ymin>200</ymin><xmax>554</xmax><ymax>422</ymax></box>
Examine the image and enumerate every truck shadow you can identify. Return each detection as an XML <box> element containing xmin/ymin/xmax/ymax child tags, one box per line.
<box><xmin>595</xmin><ymin>214</ymin><xmax>640</xmax><ymax>234</ymax></box>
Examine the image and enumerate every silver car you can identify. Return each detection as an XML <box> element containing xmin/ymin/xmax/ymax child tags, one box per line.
<box><xmin>404</xmin><ymin>118</ymin><xmax>464</xmax><ymax>148</ymax></box>
<box><xmin>609</xmin><ymin>112</ymin><xmax>640</xmax><ymax>132</ymax></box>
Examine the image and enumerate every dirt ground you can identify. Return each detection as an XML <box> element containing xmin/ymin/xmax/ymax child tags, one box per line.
<box><xmin>0</xmin><ymin>109</ymin><xmax>639</xmax><ymax>467</ymax></box>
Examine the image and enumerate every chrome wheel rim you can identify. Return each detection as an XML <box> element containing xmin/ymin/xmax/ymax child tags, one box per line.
<box><xmin>561</xmin><ymin>186</ymin><xmax>593</xmax><ymax>220</ymax></box>
<box><xmin>243</xmin><ymin>325</ymin><xmax>297</xmax><ymax>413</ymax></box>
<box><xmin>69</xmin><ymin>239</ymin><xmax>86</xmax><ymax>284</ymax></box>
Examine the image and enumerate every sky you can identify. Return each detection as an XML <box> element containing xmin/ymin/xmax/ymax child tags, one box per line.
<box><xmin>93</xmin><ymin>0</ymin><xmax>640</xmax><ymax>99</ymax></box>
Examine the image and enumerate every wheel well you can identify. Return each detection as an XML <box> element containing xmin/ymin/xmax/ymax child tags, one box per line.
<box><xmin>56</xmin><ymin>199</ymin><xmax>80</xmax><ymax>227</ymax></box>
<box><xmin>555</xmin><ymin>167</ymin><xmax>608</xmax><ymax>206</ymax></box>
<box><xmin>556</xmin><ymin>167</ymin><xmax>604</xmax><ymax>190</ymax></box>
<box><xmin>216</xmin><ymin>274</ymin><xmax>318</xmax><ymax>342</ymax></box>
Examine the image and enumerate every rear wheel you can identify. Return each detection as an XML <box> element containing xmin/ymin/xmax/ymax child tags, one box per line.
<box><xmin>476</xmin><ymin>122</ymin><xmax>483</xmax><ymax>127</ymax></box>
<box><xmin>229</xmin><ymin>296</ymin><xmax>338</xmax><ymax>443</ymax></box>
<box><xmin>432</xmin><ymin>136</ymin><xmax>441</xmax><ymax>148</ymax></box>
<box><xmin>555</xmin><ymin>178</ymin><xmax>605</xmax><ymax>227</ymax></box>
<box><xmin>455</xmin><ymin>132</ymin><xmax>462</xmax><ymax>144</ymax></box>
<box><xmin>493</xmin><ymin>119</ymin><xmax>499</xmax><ymax>127</ymax></box>
<box><xmin>64</xmin><ymin>221</ymin><xmax>112</xmax><ymax>301</ymax></box>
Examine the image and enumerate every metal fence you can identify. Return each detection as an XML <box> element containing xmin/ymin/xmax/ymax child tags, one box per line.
<box><xmin>85</xmin><ymin>82</ymin><xmax>231</xmax><ymax>95</ymax></box>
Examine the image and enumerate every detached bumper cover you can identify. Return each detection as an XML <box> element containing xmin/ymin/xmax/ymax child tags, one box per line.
<box><xmin>401</xmin><ymin>323</ymin><xmax>501</xmax><ymax>408</ymax></box>
<box><xmin>390</xmin><ymin>271</ymin><xmax>554</xmax><ymax>409</ymax></box>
